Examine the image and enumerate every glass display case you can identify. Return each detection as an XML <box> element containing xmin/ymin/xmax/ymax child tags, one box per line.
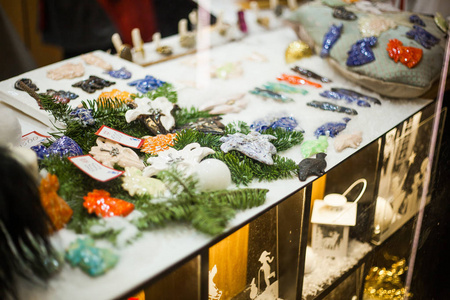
<box><xmin>0</xmin><ymin>1</ymin><xmax>448</xmax><ymax>300</ymax></box>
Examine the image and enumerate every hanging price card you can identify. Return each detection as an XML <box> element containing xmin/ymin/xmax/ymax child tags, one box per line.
<box><xmin>20</xmin><ymin>131</ymin><xmax>51</xmax><ymax>148</ymax></box>
<box><xmin>95</xmin><ymin>125</ymin><xmax>143</xmax><ymax>149</ymax></box>
<box><xmin>68</xmin><ymin>155</ymin><xmax>124</xmax><ymax>182</ymax></box>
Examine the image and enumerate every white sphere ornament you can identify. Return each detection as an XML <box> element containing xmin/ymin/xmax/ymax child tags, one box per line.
<box><xmin>195</xmin><ymin>159</ymin><xmax>232</xmax><ymax>191</ymax></box>
<box><xmin>0</xmin><ymin>107</ymin><xmax>22</xmax><ymax>147</ymax></box>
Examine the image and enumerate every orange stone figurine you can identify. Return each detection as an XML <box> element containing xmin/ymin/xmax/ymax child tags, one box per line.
<box><xmin>98</xmin><ymin>89</ymin><xmax>134</xmax><ymax>106</ymax></box>
<box><xmin>39</xmin><ymin>174</ymin><xmax>73</xmax><ymax>232</ymax></box>
<box><xmin>276</xmin><ymin>74</ymin><xmax>322</xmax><ymax>88</ymax></box>
<box><xmin>83</xmin><ymin>189</ymin><xmax>134</xmax><ymax>218</ymax></box>
<box><xmin>386</xmin><ymin>39</ymin><xmax>422</xmax><ymax>69</ymax></box>
<box><xmin>141</xmin><ymin>133</ymin><xmax>177</xmax><ymax>155</ymax></box>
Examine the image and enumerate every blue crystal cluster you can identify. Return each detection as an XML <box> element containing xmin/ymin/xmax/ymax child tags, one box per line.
<box><xmin>69</xmin><ymin>108</ymin><xmax>95</xmax><ymax>126</ymax></box>
<box><xmin>321</xmin><ymin>23</ymin><xmax>343</xmax><ymax>58</ymax></box>
<box><xmin>320</xmin><ymin>90</ymin><xmax>371</xmax><ymax>107</ymax></box>
<box><xmin>31</xmin><ymin>136</ymin><xmax>83</xmax><ymax>159</ymax></box>
<box><xmin>406</xmin><ymin>25</ymin><xmax>440</xmax><ymax>49</ymax></box>
<box><xmin>409</xmin><ymin>14</ymin><xmax>426</xmax><ymax>27</ymax></box>
<box><xmin>106</xmin><ymin>67</ymin><xmax>132</xmax><ymax>79</ymax></box>
<box><xmin>346</xmin><ymin>36</ymin><xmax>377</xmax><ymax>66</ymax></box>
<box><xmin>314</xmin><ymin>118</ymin><xmax>351</xmax><ymax>138</ymax></box>
<box><xmin>251</xmin><ymin>116</ymin><xmax>299</xmax><ymax>132</ymax></box>
<box><xmin>128</xmin><ymin>75</ymin><xmax>166</xmax><ymax>93</ymax></box>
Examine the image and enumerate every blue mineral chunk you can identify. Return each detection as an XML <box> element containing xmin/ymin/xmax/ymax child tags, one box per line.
<box><xmin>320</xmin><ymin>90</ymin><xmax>371</xmax><ymax>107</ymax></box>
<box><xmin>409</xmin><ymin>14</ymin><xmax>426</xmax><ymax>27</ymax></box>
<box><xmin>69</xmin><ymin>108</ymin><xmax>95</xmax><ymax>126</ymax></box>
<box><xmin>346</xmin><ymin>36</ymin><xmax>377</xmax><ymax>66</ymax></box>
<box><xmin>314</xmin><ymin>118</ymin><xmax>350</xmax><ymax>138</ymax></box>
<box><xmin>106</xmin><ymin>67</ymin><xmax>132</xmax><ymax>79</ymax></box>
<box><xmin>406</xmin><ymin>25</ymin><xmax>440</xmax><ymax>49</ymax></box>
<box><xmin>270</xmin><ymin>116</ymin><xmax>299</xmax><ymax>131</ymax></box>
<box><xmin>47</xmin><ymin>136</ymin><xmax>83</xmax><ymax>157</ymax></box>
<box><xmin>321</xmin><ymin>23</ymin><xmax>343</xmax><ymax>58</ymax></box>
<box><xmin>250</xmin><ymin>119</ymin><xmax>272</xmax><ymax>132</ymax></box>
<box><xmin>128</xmin><ymin>75</ymin><xmax>166</xmax><ymax>93</ymax></box>
<box><xmin>250</xmin><ymin>87</ymin><xmax>294</xmax><ymax>103</ymax></box>
<box><xmin>31</xmin><ymin>144</ymin><xmax>49</xmax><ymax>160</ymax></box>
<box><xmin>331</xmin><ymin>87</ymin><xmax>381</xmax><ymax>105</ymax></box>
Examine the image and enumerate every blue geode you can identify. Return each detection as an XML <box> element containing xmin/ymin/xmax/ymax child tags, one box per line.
<box><xmin>346</xmin><ymin>36</ymin><xmax>377</xmax><ymax>66</ymax></box>
<box><xmin>321</xmin><ymin>23</ymin><xmax>343</xmax><ymax>58</ymax></box>
<box><xmin>128</xmin><ymin>75</ymin><xmax>166</xmax><ymax>93</ymax></box>
<box><xmin>406</xmin><ymin>25</ymin><xmax>440</xmax><ymax>49</ymax></box>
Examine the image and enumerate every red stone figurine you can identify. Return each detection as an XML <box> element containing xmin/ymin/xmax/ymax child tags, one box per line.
<box><xmin>83</xmin><ymin>189</ymin><xmax>134</xmax><ymax>218</ymax></box>
<box><xmin>386</xmin><ymin>39</ymin><xmax>422</xmax><ymax>69</ymax></box>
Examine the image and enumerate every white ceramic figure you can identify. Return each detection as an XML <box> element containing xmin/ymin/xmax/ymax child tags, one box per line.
<box><xmin>125</xmin><ymin>97</ymin><xmax>175</xmax><ymax>132</ymax></box>
<box><xmin>122</xmin><ymin>167</ymin><xmax>166</xmax><ymax>197</ymax></box>
<box><xmin>89</xmin><ymin>137</ymin><xmax>145</xmax><ymax>170</ymax></box>
<box><xmin>333</xmin><ymin>131</ymin><xmax>363</xmax><ymax>152</ymax></box>
<box><xmin>194</xmin><ymin>159</ymin><xmax>232</xmax><ymax>191</ymax></box>
<box><xmin>208</xmin><ymin>265</ymin><xmax>222</xmax><ymax>300</ymax></box>
<box><xmin>220</xmin><ymin>132</ymin><xmax>277</xmax><ymax>165</ymax></box>
<box><xmin>258</xmin><ymin>250</ymin><xmax>275</xmax><ymax>289</ymax></box>
<box><xmin>143</xmin><ymin>143</ymin><xmax>215</xmax><ymax>177</ymax></box>
<box><xmin>199</xmin><ymin>93</ymin><xmax>248</xmax><ymax>115</ymax></box>
<box><xmin>46</xmin><ymin>62</ymin><xmax>85</xmax><ymax>80</ymax></box>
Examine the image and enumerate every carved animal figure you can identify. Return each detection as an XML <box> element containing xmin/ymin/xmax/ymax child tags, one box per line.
<box><xmin>334</xmin><ymin>131</ymin><xmax>363</xmax><ymax>152</ymax></box>
<box><xmin>298</xmin><ymin>153</ymin><xmax>327</xmax><ymax>181</ymax></box>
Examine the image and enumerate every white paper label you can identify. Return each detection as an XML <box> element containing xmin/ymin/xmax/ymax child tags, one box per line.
<box><xmin>20</xmin><ymin>131</ymin><xmax>51</xmax><ymax>148</ymax></box>
<box><xmin>95</xmin><ymin>125</ymin><xmax>143</xmax><ymax>149</ymax></box>
<box><xmin>68</xmin><ymin>155</ymin><xmax>124</xmax><ymax>182</ymax></box>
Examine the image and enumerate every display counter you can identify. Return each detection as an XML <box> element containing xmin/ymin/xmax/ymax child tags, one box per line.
<box><xmin>0</xmin><ymin>7</ymin><xmax>446</xmax><ymax>300</ymax></box>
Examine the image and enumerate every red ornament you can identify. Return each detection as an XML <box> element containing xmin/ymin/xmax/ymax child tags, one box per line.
<box><xmin>386</xmin><ymin>39</ymin><xmax>422</xmax><ymax>68</ymax></box>
<box><xmin>276</xmin><ymin>74</ymin><xmax>322</xmax><ymax>88</ymax></box>
<box><xmin>83</xmin><ymin>189</ymin><xmax>134</xmax><ymax>218</ymax></box>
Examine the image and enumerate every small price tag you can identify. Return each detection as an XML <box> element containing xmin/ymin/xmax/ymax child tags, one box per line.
<box><xmin>20</xmin><ymin>131</ymin><xmax>51</xmax><ymax>148</ymax></box>
<box><xmin>68</xmin><ymin>155</ymin><xmax>124</xmax><ymax>182</ymax></box>
<box><xmin>95</xmin><ymin>125</ymin><xmax>143</xmax><ymax>149</ymax></box>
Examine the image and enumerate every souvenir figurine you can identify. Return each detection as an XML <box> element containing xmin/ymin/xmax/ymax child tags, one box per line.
<box><xmin>41</xmin><ymin>89</ymin><xmax>79</xmax><ymax>104</ymax></box>
<box><xmin>285</xmin><ymin>40</ymin><xmax>313</xmax><ymax>63</ymax></box>
<box><xmin>83</xmin><ymin>189</ymin><xmax>135</xmax><ymax>218</ymax></box>
<box><xmin>346</xmin><ymin>36</ymin><xmax>377</xmax><ymax>66</ymax></box>
<box><xmin>122</xmin><ymin>167</ymin><xmax>166</xmax><ymax>197</ymax></box>
<box><xmin>291</xmin><ymin>66</ymin><xmax>332</xmax><ymax>83</ymax></box>
<box><xmin>301</xmin><ymin>136</ymin><xmax>329</xmax><ymax>158</ymax></box>
<box><xmin>409</xmin><ymin>14</ymin><xmax>426</xmax><ymax>27</ymax></box>
<box><xmin>298</xmin><ymin>152</ymin><xmax>327</xmax><ymax>181</ymax></box>
<box><xmin>406</xmin><ymin>25</ymin><xmax>440</xmax><ymax>49</ymax></box>
<box><xmin>141</xmin><ymin>133</ymin><xmax>177</xmax><ymax>155</ymax></box>
<box><xmin>46</xmin><ymin>62</ymin><xmax>85</xmax><ymax>80</ymax></box>
<box><xmin>143</xmin><ymin>143</ymin><xmax>215</xmax><ymax>177</ymax></box>
<box><xmin>14</xmin><ymin>78</ymin><xmax>42</xmax><ymax>108</ymax></box>
<box><xmin>262</xmin><ymin>82</ymin><xmax>308</xmax><ymax>95</ymax></box>
<box><xmin>330</xmin><ymin>87</ymin><xmax>381</xmax><ymax>105</ymax></box>
<box><xmin>250</xmin><ymin>87</ymin><xmax>294</xmax><ymax>103</ymax></box>
<box><xmin>277</xmin><ymin>74</ymin><xmax>322</xmax><ymax>88</ymax></box>
<box><xmin>251</xmin><ymin>115</ymin><xmax>300</xmax><ymax>132</ymax></box>
<box><xmin>320</xmin><ymin>23</ymin><xmax>343</xmax><ymax>58</ymax></box>
<box><xmin>307</xmin><ymin>100</ymin><xmax>358</xmax><ymax>115</ymax></box>
<box><xmin>65</xmin><ymin>237</ymin><xmax>119</xmax><ymax>276</ymax></box>
<box><xmin>387</xmin><ymin>39</ymin><xmax>423</xmax><ymax>68</ymax></box>
<box><xmin>127</xmin><ymin>75</ymin><xmax>166</xmax><ymax>94</ymax></box>
<box><xmin>314</xmin><ymin>118</ymin><xmax>351</xmax><ymax>138</ymax></box>
<box><xmin>81</xmin><ymin>53</ymin><xmax>113</xmax><ymax>71</ymax></box>
<box><xmin>69</xmin><ymin>107</ymin><xmax>95</xmax><ymax>126</ymax></box>
<box><xmin>220</xmin><ymin>131</ymin><xmax>277</xmax><ymax>165</ymax></box>
<box><xmin>358</xmin><ymin>16</ymin><xmax>397</xmax><ymax>37</ymax></box>
<box><xmin>39</xmin><ymin>173</ymin><xmax>73</xmax><ymax>232</ymax></box>
<box><xmin>320</xmin><ymin>90</ymin><xmax>371</xmax><ymax>107</ymax></box>
<box><xmin>194</xmin><ymin>158</ymin><xmax>232</xmax><ymax>192</ymax></box>
<box><xmin>72</xmin><ymin>75</ymin><xmax>115</xmax><ymax>93</ymax></box>
<box><xmin>333</xmin><ymin>6</ymin><xmax>357</xmax><ymax>21</ymax></box>
<box><xmin>106</xmin><ymin>67</ymin><xmax>132</xmax><ymax>79</ymax></box>
<box><xmin>176</xmin><ymin>116</ymin><xmax>226</xmax><ymax>135</ymax></box>
<box><xmin>334</xmin><ymin>131</ymin><xmax>363</xmax><ymax>152</ymax></box>
<box><xmin>89</xmin><ymin>137</ymin><xmax>145</xmax><ymax>170</ymax></box>
<box><xmin>98</xmin><ymin>89</ymin><xmax>133</xmax><ymax>106</ymax></box>
<box><xmin>125</xmin><ymin>96</ymin><xmax>176</xmax><ymax>135</ymax></box>
<box><xmin>199</xmin><ymin>93</ymin><xmax>248</xmax><ymax>114</ymax></box>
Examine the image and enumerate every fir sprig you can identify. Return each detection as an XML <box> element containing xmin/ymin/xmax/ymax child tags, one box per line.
<box><xmin>173</xmin><ymin>107</ymin><xmax>215</xmax><ymax>126</ymax></box>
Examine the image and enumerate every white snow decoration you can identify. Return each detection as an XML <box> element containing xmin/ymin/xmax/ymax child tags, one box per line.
<box><xmin>125</xmin><ymin>96</ymin><xmax>175</xmax><ymax>131</ymax></box>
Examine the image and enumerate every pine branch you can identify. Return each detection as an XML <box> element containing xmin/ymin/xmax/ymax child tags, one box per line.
<box><xmin>173</xmin><ymin>106</ymin><xmax>215</xmax><ymax>126</ymax></box>
<box><xmin>261</xmin><ymin>127</ymin><xmax>304</xmax><ymax>152</ymax></box>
